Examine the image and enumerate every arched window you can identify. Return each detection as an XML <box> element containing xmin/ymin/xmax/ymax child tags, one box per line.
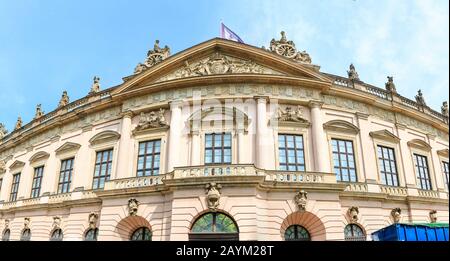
<box><xmin>2</xmin><ymin>229</ymin><xmax>10</xmax><ymax>241</ymax></box>
<box><xmin>284</xmin><ymin>225</ymin><xmax>311</xmax><ymax>241</ymax></box>
<box><xmin>130</xmin><ymin>227</ymin><xmax>152</xmax><ymax>241</ymax></box>
<box><xmin>21</xmin><ymin>229</ymin><xmax>31</xmax><ymax>241</ymax></box>
<box><xmin>344</xmin><ymin>224</ymin><xmax>366</xmax><ymax>241</ymax></box>
<box><xmin>190</xmin><ymin>212</ymin><xmax>239</xmax><ymax>241</ymax></box>
<box><xmin>84</xmin><ymin>228</ymin><xmax>99</xmax><ymax>241</ymax></box>
<box><xmin>50</xmin><ymin>229</ymin><xmax>63</xmax><ymax>241</ymax></box>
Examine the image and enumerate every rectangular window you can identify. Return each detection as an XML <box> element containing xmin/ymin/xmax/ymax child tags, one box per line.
<box><xmin>92</xmin><ymin>149</ymin><xmax>113</xmax><ymax>189</ymax></box>
<box><xmin>443</xmin><ymin>161</ymin><xmax>449</xmax><ymax>190</ymax></box>
<box><xmin>58</xmin><ymin>158</ymin><xmax>74</xmax><ymax>194</ymax></box>
<box><xmin>414</xmin><ymin>154</ymin><xmax>432</xmax><ymax>190</ymax></box>
<box><xmin>30</xmin><ymin>166</ymin><xmax>44</xmax><ymax>198</ymax></box>
<box><xmin>377</xmin><ymin>146</ymin><xmax>399</xmax><ymax>186</ymax></box>
<box><xmin>331</xmin><ymin>139</ymin><xmax>357</xmax><ymax>182</ymax></box>
<box><xmin>10</xmin><ymin>173</ymin><xmax>21</xmax><ymax>202</ymax></box>
<box><xmin>205</xmin><ymin>133</ymin><xmax>232</xmax><ymax>164</ymax></box>
<box><xmin>137</xmin><ymin>140</ymin><xmax>161</xmax><ymax>177</ymax></box>
<box><xmin>278</xmin><ymin>134</ymin><xmax>305</xmax><ymax>171</ymax></box>
<box><xmin>0</xmin><ymin>178</ymin><xmax>3</xmax><ymax>194</ymax></box>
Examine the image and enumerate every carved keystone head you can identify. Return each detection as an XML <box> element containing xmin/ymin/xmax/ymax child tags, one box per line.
<box><xmin>88</xmin><ymin>212</ymin><xmax>98</xmax><ymax>229</ymax></box>
<box><xmin>348</xmin><ymin>207</ymin><xmax>359</xmax><ymax>223</ymax></box>
<box><xmin>128</xmin><ymin>198</ymin><xmax>139</xmax><ymax>216</ymax></box>
<box><xmin>53</xmin><ymin>216</ymin><xmax>61</xmax><ymax>229</ymax></box>
<box><xmin>429</xmin><ymin>210</ymin><xmax>437</xmax><ymax>223</ymax></box>
<box><xmin>4</xmin><ymin>219</ymin><xmax>10</xmax><ymax>228</ymax></box>
<box><xmin>24</xmin><ymin>217</ymin><xmax>30</xmax><ymax>228</ymax></box>
<box><xmin>391</xmin><ymin>208</ymin><xmax>402</xmax><ymax>223</ymax></box>
<box><xmin>205</xmin><ymin>182</ymin><xmax>222</xmax><ymax>211</ymax></box>
<box><xmin>294</xmin><ymin>190</ymin><xmax>308</xmax><ymax>211</ymax></box>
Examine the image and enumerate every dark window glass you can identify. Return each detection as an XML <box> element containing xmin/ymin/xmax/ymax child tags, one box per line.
<box><xmin>30</xmin><ymin>166</ymin><xmax>44</xmax><ymax>198</ymax></box>
<box><xmin>278</xmin><ymin>134</ymin><xmax>305</xmax><ymax>171</ymax></box>
<box><xmin>414</xmin><ymin>154</ymin><xmax>432</xmax><ymax>190</ymax></box>
<box><xmin>344</xmin><ymin>224</ymin><xmax>366</xmax><ymax>241</ymax></box>
<box><xmin>21</xmin><ymin>229</ymin><xmax>31</xmax><ymax>241</ymax></box>
<box><xmin>85</xmin><ymin>228</ymin><xmax>99</xmax><ymax>241</ymax></box>
<box><xmin>10</xmin><ymin>173</ymin><xmax>21</xmax><ymax>202</ymax></box>
<box><xmin>284</xmin><ymin>225</ymin><xmax>310</xmax><ymax>241</ymax></box>
<box><xmin>137</xmin><ymin>140</ymin><xmax>161</xmax><ymax>177</ymax></box>
<box><xmin>2</xmin><ymin>229</ymin><xmax>10</xmax><ymax>241</ymax></box>
<box><xmin>377</xmin><ymin>146</ymin><xmax>399</xmax><ymax>186</ymax></box>
<box><xmin>205</xmin><ymin>133</ymin><xmax>232</xmax><ymax>164</ymax></box>
<box><xmin>58</xmin><ymin>158</ymin><xmax>74</xmax><ymax>194</ymax></box>
<box><xmin>130</xmin><ymin>227</ymin><xmax>152</xmax><ymax>241</ymax></box>
<box><xmin>191</xmin><ymin>212</ymin><xmax>238</xmax><ymax>233</ymax></box>
<box><xmin>93</xmin><ymin>149</ymin><xmax>113</xmax><ymax>189</ymax></box>
<box><xmin>332</xmin><ymin>139</ymin><xmax>357</xmax><ymax>182</ymax></box>
<box><xmin>50</xmin><ymin>229</ymin><xmax>63</xmax><ymax>241</ymax></box>
<box><xmin>443</xmin><ymin>162</ymin><xmax>449</xmax><ymax>190</ymax></box>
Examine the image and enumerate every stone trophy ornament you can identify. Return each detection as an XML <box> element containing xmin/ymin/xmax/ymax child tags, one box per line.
<box><xmin>276</xmin><ymin>105</ymin><xmax>306</xmax><ymax>122</ymax></box>
<box><xmin>391</xmin><ymin>208</ymin><xmax>402</xmax><ymax>223</ymax></box>
<box><xmin>58</xmin><ymin>91</ymin><xmax>70</xmax><ymax>108</ymax></box>
<box><xmin>134</xmin><ymin>108</ymin><xmax>168</xmax><ymax>132</ymax></box>
<box><xmin>89</xmin><ymin>76</ymin><xmax>101</xmax><ymax>94</ymax></box>
<box><xmin>205</xmin><ymin>182</ymin><xmax>222</xmax><ymax>211</ymax></box>
<box><xmin>15</xmin><ymin>116</ymin><xmax>23</xmax><ymax>130</ymax></box>
<box><xmin>88</xmin><ymin>212</ymin><xmax>98</xmax><ymax>229</ymax></box>
<box><xmin>128</xmin><ymin>198</ymin><xmax>139</xmax><ymax>216</ymax></box>
<box><xmin>385</xmin><ymin>76</ymin><xmax>397</xmax><ymax>94</ymax></box>
<box><xmin>0</xmin><ymin>123</ymin><xmax>8</xmax><ymax>139</ymax></box>
<box><xmin>294</xmin><ymin>190</ymin><xmax>308</xmax><ymax>211</ymax></box>
<box><xmin>429</xmin><ymin>210</ymin><xmax>437</xmax><ymax>223</ymax></box>
<box><xmin>34</xmin><ymin>104</ymin><xmax>44</xmax><ymax>119</ymax></box>
<box><xmin>53</xmin><ymin>216</ymin><xmax>62</xmax><ymax>229</ymax></box>
<box><xmin>269</xmin><ymin>31</ymin><xmax>312</xmax><ymax>63</ymax></box>
<box><xmin>348</xmin><ymin>206</ymin><xmax>359</xmax><ymax>223</ymax></box>
<box><xmin>134</xmin><ymin>39</ymin><xmax>170</xmax><ymax>74</ymax></box>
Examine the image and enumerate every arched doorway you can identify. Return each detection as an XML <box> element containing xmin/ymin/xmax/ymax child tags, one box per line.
<box><xmin>189</xmin><ymin>212</ymin><xmax>239</xmax><ymax>241</ymax></box>
<box><xmin>344</xmin><ymin>224</ymin><xmax>366</xmax><ymax>241</ymax></box>
<box><xmin>280</xmin><ymin>211</ymin><xmax>326</xmax><ymax>241</ymax></box>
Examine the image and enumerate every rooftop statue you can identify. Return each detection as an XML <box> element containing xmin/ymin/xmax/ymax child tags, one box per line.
<box><xmin>441</xmin><ymin>101</ymin><xmax>449</xmax><ymax>118</ymax></box>
<box><xmin>58</xmin><ymin>91</ymin><xmax>70</xmax><ymax>108</ymax></box>
<box><xmin>269</xmin><ymin>31</ymin><xmax>312</xmax><ymax>64</ymax></box>
<box><xmin>415</xmin><ymin>89</ymin><xmax>426</xmax><ymax>107</ymax></box>
<box><xmin>89</xmin><ymin>76</ymin><xmax>101</xmax><ymax>94</ymax></box>
<box><xmin>34</xmin><ymin>104</ymin><xmax>44</xmax><ymax>120</ymax></box>
<box><xmin>385</xmin><ymin>76</ymin><xmax>397</xmax><ymax>93</ymax></box>
<box><xmin>15</xmin><ymin>116</ymin><xmax>22</xmax><ymax>130</ymax></box>
<box><xmin>0</xmin><ymin>123</ymin><xmax>7</xmax><ymax>139</ymax></box>
<box><xmin>347</xmin><ymin>63</ymin><xmax>360</xmax><ymax>81</ymax></box>
<box><xmin>134</xmin><ymin>39</ymin><xmax>171</xmax><ymax>75</ymax></box>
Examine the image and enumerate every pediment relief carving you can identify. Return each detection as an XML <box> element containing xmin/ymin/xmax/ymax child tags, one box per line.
<box><xmin>9</xmin><ymin>160</ymin><xmax>25</xmax><ymax>171</ymax></box>
<box><xmin>323</xmin><ymin>120</ymin><xmax>359</xmax><ymax>134</ymax></box>
<box><xmin>369</xmin><ymin>129</ymin><xmax>400</xmax><ymax>143</ymax></box>
<box><xmin>407</xmin><ymin>139</ymin><xmax>431</xmax><ymax>151</ymax></box>
<box><xmin>133</xmin><ymin>109</ymin><xmax>169</xmax><ymax>134</ymax></box>
<box><xmin>270</xmin><ymin>105</ymin><xmax>310</xmax><ymax>128</ymax></box>
<box><xmin>437</xmin><ymin>149</ymin><xmax>449</xmax><ymax>158</ymax></box>
<box><xmin>89</xmin><ymin>130</ymin><xmax>121</xmax><ymax>145</ymax></box>
<box><xmin>155</xmin><ymin>52</ymin><xmax>284</xmax><ymax>83</ymax></box>
<box><xmin>29</xmin><ymin>151</ymin><xmax>50</xmax><ymax>163</ymax></box>
<box><xmin>55</xmin><ymin>142</ymin><xmax>81</xmax><ymax>155</ymax></box>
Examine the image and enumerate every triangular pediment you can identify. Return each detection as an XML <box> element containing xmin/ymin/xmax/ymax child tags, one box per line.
<box><xmin>113</xmin><ymin>38</ymin><xmax>332</xmax><ymax>96</ymax></box>
<box><xmin>369</xmin><ymin>129</ymin><xmax>400</xmax><ymax>143</ymax></box>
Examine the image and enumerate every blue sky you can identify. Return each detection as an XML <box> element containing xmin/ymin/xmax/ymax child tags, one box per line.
<box><xmin>0</xmin><ymin>0</ymin><xmax>448</xmax><ymax>131</ymax></box>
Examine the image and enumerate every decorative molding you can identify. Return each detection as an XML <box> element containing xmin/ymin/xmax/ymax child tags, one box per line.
<box><xmin>133</xmin><ymin>108</ymin><xmax>168</xmax><ymax>133</ymax></box>
<box><xmin>205</xmin><ymin>182</ymin><xmax>222</xmax><ymax>211</ymax></box>
<box><xmin>437</xmin><ymin>149</ymin><xmax>449</xmax><ymax>158</ymax></box>
<box><xmin>9</xmin><ymin>160</ymin><xmax>25</xmax><ymax>171</ymax></box>
<box><xmin>407</xmin><ymin>139</ymin><xmax>432</xmax><ymax>151</ymax></box>
<box><xmin>89</xmin><ymin>130</ymin><xmax>121</xmax><ymax>145</ymax></box>
<box><xmin>323</xmin><ymin>120</ymin><xmax>359</xmax><ymax>134</ymax></box>
<box><xmin>187</xmin><ymin>106</ymin><xmax>250</xmax><ymax>132</ymax></box>
<box><xmin>55</xmin><ymin>142</ymin><xmax>81</xmax><ymax>155</ymax></box>
<box><xmin>369</xmin><ymin>129</ymin><xmax>400</xmax><ymax>143</ymax></box>
<box><xmin>29</xmin><ymin>151</ymin><xmax>50</xmax><ymax>163</ymax></box>
<box><xmin>128</xmin><ymin>198</ymin><xmax>139</xmax><ymax>216</ymax></box>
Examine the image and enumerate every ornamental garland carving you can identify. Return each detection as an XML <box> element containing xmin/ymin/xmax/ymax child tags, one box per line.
<box><xmin>134</xmin><ymin>40</ymin><xmax>171</xmax><ymax>74</ymax></box>
<box><xmin>134</xmin><ymin>108</ymin><xmax>168</xmax><ymax>132</ymax></box>
<box><xmin>269</xmin><ymin>31</ymin><xmax>312</xmax><ymax>64</ymax></box>
<box><xmin>156</xmin><ymin>53</ymin><xmax>282</xmax><ymax>83</ymax></box>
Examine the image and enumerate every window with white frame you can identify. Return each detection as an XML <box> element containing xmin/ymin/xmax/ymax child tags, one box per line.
<box><xmin>443</xmin><ymin>161</ymin><xmax>449</xmax><ymax>190</ymax></box>
<box><xmin>331</xmin><ymin>139</ymin><xmax>357</xmax><ymax>182</ymax></box>
<box><xmin>413</xmin><ymin>154</ymin><xmax>432</xmax><ymax>190</ymax></box>
<box><xmin>10</xmin><ymin>173</ymin><xmax>21</xmax><ymax>202</ymax></box>
<box><xmin>205</xmin><ymin>133</ymin><xmax>232</xmax><ymax>164</ymax></box>
<box><xmin>377</xmin><ymin>146</ymin><xmax>399</xmax><ymax>186</ymax></box>
<box><xmin>278</xmin><ymin>134</ymin><xmax>305</xmax><ymax>171</ymax></box>
<box><xmin>137</xmin><ymin>140</ymin><xmax>161</xmax><ymax>176</ymax></box>
<box><xmin>92</xmin><ymin>149</ymin><xmax>113</xmax><ymax>189</ymax></box>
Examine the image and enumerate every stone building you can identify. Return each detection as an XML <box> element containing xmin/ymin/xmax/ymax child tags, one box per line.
<box><xmin>0</xmin><ymin>32</ymin><xmax>448</xmax><ymax>241</ymax></box>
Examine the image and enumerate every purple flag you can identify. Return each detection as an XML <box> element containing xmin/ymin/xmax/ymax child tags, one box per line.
<box><xmin>221</xmin><ymin>23</ymin><xmax>244</xmax><ymax>43</ymax></box>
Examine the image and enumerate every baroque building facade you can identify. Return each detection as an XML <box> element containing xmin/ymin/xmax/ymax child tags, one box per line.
<box><xmin>0</xmin><ymin>32</ymin><xmax>449</xmax><ymax>241</ymax></box>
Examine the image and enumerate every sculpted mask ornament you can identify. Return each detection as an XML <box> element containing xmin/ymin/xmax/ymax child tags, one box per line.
<box><xmin>15</xmin><ymin>116</ymin><xmax>23</xmax><ymax>130</ymax></box>
<box><xmin>391</xmin><ymin>208</ymin><xmax>402</xmax><ymax>223</ymax></box>
<box><xmin>89</xmin><ymin>76</ymin><xmax>101</xmax><ymax>94</ymax></box>
<box><xmin>205</xmin><ymin>182</ymin><xmax>222</xmax><ymax>211</ymax></box>
<box><xmin>269</xmin><ymin>31</ymin><xmax>312</xmax><ymax>64</ymax></box>
<box><xmin>294</xmin><ymin>190</ymin><xmax>308</xmax><ymax>211</ymax></box>
<box><xmin>53</xmin><ymin>216</ymin><xmax>62</xmax><ymax>229</ymax></box>
<box><xmin>348</xmin><ymin>206</ymin><xmax>359</xmax><ymax>223</ymax></box>
<box><xmin>385</xmin><ymin>76</ymin><xmax>397</xmax><ymax>94</ymax></box>
<box><xmin>4</xmin><ymin>219</ymin><xmax>10</xmax><ymax>229</ymax></box>
<box><xmin>88</xmin><ymin>212</ymin><xmax>98</xmax><ymax>229</ymax></box>
<box><xmin>128</xmin><ymin>198</ymin><xmax>139</xmax><ymax>216</ymax></box>
<box><xmin>24</xmin><ymin>217</ymin><xmax>30</xmax><ymax>229</ymax></box>
<box><xmin>429</xmin><ymin>210</ymin><xmax>437</xmax><ymax>223</ymax></box>
<box><xmin>0</xmin><ymin>123</ymin><xmax>8</xmax><ymax>139</ymax></box>
<box><xmin>347</xmin><ymin>64</ymin><xmax>360</xmax><ymax>81</ymax></box>
<box><xmin>135</xmin><ymin>108</ymin><xmax>168</xmax><ymax>131</ymax></box>
<box><xmin>34</xmin><ymin>104</ymin><xmax>44</xmax><ymax>119</ymax></box>
<box><xmin>276</xmin><ymin>105</ymin><xmax>306</xmax><ymax>122</ymax></box>
<box><xmin>134</xmin><ymin>40</ymin><xmax>170</xmax><ymax>74</ymax></box>
<box><xmin>58</xmin><ymin>91</ymin><xmax>70</xmax><ymax>108</ymax></box>
<box><xmin>415</xmin><ymin>89</ymin><xmax>426</xmax><ymax>107</ymax></box>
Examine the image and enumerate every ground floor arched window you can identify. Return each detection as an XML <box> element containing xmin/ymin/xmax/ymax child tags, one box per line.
<box><xmin>50</xmin><ymin>229</ymin><xmax>64</xmax><ymax>241</ymax></box>
<box><xmin>344</xmin><ymin>224</ymin><xmax>366</xmax><ymax>241</ymax></box>
<box><xmin>189</xmin><ymin>212</ymin><xmax>239</xmax><ymax>241</ymax></box>
<box><xmin>84</xmin><ymin>228</ymin><xmax>99</xmax><ymax>241</ymax></box>
<box><xmin>2</xmin><ymin>229</ymin><xmax>10</xmax><ymax>241</ymax></box>
<box><xmin>130</xmin><ymin>227</ymin><xmax>152</xmax><ymax>241</ymax></box>
<box><xmin>284</xmin><ymin>225</ymin><xmax>311</xmax><ymax>241</ymax></box>
<box><xmin>21</xmin><ymin>229</ymin><xmax>31</xmax><ymax>241</ymax></box>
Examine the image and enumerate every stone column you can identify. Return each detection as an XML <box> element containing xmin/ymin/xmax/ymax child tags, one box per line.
<box><xmin>167</xmin><ymin>100</ymin><xmax>183</xmax><ymax>172</ymax></box>
<box><xmin>256</xmin><ymin>96</ymin><xmax>269</xmax><ymax>170</ymax></box>
<box><xmin>396</xmin><ymin>124</ymin><xmax>417</xmax><ymax>187</ymax></box>
<box><xmin>190</xmin><ymin>131</ymin><xmax>201</xmax><ymax>166</ymax></box>
<box><xmin>309</xmin><ymin>101</ymin><xmax>330</xmax><ymax>173</ymax></box>
<box><xmin>115</xmin><ymin>111</ymin><xmax>133</xmax><ymax>179</ymax></box>
<box><xmin>427</xmin><ymin>134</ymin><xmax>446</xmax><ymax>194</ymax></box>
<box><xmin>237</xmin><ymin>128</ymin><xmax>246</xmax><ymax>164</ymax></box>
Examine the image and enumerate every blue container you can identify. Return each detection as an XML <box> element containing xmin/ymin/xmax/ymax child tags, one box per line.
<box><xmin>371</xmin><ymin>223</ymin><xmax>449</xmax><ymax>241</ymax></box>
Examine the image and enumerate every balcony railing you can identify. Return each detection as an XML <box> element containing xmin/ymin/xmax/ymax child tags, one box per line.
<box><xmin>173</xmin><ymin>164</ymin><xmax>259</xmax><ymax>178</ymax></box>
<box><xmin>344</xmin><ymin>183</ymin><xmax>368</xmax><ymax>193</ymax></box>
<box><xmin>264</xmin><ymin>170</ymin><xmax>336</xmax><ymax>183</ymax></box>
<box><xmin>380</xmin><ymin>185</ymin><xmax>408</xmax><ymax>196</ymax></box>
<box><xmin>104</xmin><ymin>174</ymin><xmax>166</xmax><ymax>190</ymax></box>
<box><xmin>417</xmin><ymin>189</ymin><xmax>440</xmax><ymax>198</ymax></box>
